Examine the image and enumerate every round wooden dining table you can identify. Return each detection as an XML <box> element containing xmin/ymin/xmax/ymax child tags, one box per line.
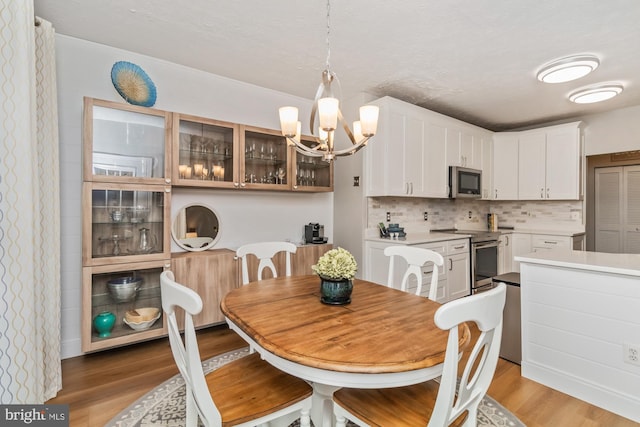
<box><xmin>221</xmin><ymin>275</ymin><xmax>470</xmax><ymax>427</ymax></box>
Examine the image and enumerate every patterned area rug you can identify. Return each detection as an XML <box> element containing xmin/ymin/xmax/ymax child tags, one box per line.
<box><xmin>106</xmin><ymin>347</ymin><xmax>526</xmax><ymax>427</ymax></box>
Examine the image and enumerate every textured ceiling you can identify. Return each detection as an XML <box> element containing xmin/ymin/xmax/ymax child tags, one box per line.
<box><xmin>34</xmin><ymin>0</ymin><xmax>640</xmax><ymax>131</ymax></box>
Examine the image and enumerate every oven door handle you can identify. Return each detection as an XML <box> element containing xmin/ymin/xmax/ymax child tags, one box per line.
<box><xmin>473</xmin><ymin>241</ymin><xmax>499</xmax><ymax>249</ymax></box>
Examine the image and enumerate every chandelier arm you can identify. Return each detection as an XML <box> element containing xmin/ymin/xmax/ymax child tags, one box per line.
<box><xmin>337</xmin><ymin>108</ymin><xmax>357</xmax><ymax>144</ymax></box>
<box><xmin>328</xmin><ymin>136</ymin><xmax>371</xmax><ymax>157</ymax></box>
<box><xmin>286</xmin><ymin>136</ymin><xmax>325</xmax><ymax>158</ymax></box>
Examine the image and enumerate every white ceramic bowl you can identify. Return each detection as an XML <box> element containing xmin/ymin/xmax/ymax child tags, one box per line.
<box><xmin>123</xmin><ymin>311</ymin><xmax>161</xmax><ymax>331</ymax></box>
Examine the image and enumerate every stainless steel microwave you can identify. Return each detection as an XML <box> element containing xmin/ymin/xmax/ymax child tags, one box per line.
<box><xmin>449</xmin><ymin>166</ymin><xmax>482</xmax><ymax>198</ymax></box>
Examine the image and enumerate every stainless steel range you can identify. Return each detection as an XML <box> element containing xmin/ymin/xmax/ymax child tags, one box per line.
<box><xmin>435</xmin><ymin>229</ymin><xmax>501</xmax><ymax>293</ymax></box>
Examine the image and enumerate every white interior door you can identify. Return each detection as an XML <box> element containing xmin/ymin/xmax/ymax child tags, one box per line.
<box><xmin>623</xmin><ymin>165</ymin><xmax>640</xmax><ymax>252</ymax></box>
<box><xmin>595</xmin><ymin>165</ymin><xmax>640</xmax><ymax>253</ymax></box>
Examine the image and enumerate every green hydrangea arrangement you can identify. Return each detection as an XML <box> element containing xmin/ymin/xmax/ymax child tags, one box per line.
<box><xmin>312</xmin><ymin>247</ymin><xmax>357</xmax><ymax>280</ymax></box>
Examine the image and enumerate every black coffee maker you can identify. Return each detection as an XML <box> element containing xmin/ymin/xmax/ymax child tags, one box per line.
<box><xmin>305</xmin><ymin>223</ymin><xmax>328</xmax><ymax>244</ymax></box>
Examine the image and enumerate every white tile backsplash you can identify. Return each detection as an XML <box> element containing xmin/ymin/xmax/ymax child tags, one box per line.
<box><xmin>368</xmin><ymin>197</ymin><xmax>583</xmax><ymax>233</ymax></box>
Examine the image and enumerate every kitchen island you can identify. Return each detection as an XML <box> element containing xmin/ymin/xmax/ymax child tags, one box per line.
<box><xmin>515</xmin><ymin>250</ymin><xmax>640</xmax><ymax>423</ymax></box>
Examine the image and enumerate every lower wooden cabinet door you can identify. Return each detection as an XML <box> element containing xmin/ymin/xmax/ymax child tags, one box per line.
<box><xmin>171</xmin><ymin>249</ymin><xmax>240</xmax><ymax>329</ymax></box>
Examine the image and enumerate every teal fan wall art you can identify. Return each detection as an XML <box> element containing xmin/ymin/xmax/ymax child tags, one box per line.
<box><xmin>111</xmin><ymin>61</ymin><xmax>157</xmax><ymax>107</ymax></box>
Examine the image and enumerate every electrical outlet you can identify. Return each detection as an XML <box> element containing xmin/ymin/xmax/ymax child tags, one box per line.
<box><xmin>424</xmin><ymin>211</ymin><xmax>428</xmax><ymax>221</ymax></box>
<box><xmin>386</xmin><ymin>212</ymin><xmax>391</xmax><ymax>222</ymax></box>
<box><xmin>468</xmin><ymin>211</ymin><xmax>472</xmax><ymax>219</ymax></box>
<box><xmin>353</xmin><ymin>176</ymin><xmax>360</xmax><ymax>187</ymax></box>
<box><xmin>623</xmin><ymin>342</ymin><xmax>640</xmax><ymax>365</ymax></box>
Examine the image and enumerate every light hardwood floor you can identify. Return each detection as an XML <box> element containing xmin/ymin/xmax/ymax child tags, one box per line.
<box><xmin>47</xmin><ymin>324</ymin><xmax>638</xmax><ymax>427</ymax></box>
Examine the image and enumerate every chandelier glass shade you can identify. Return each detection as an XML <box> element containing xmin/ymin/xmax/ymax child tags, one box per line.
<box><xmin>279</xmin><ymin>0</ymin><xmax>379</xmax><ymax>161</ymax></box>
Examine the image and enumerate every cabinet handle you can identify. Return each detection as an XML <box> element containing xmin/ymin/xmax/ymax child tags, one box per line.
<box><xmin>506</xmin><ymin>236</ymin><xmax>509</xmax><ymax>245</ymax></box>
<box><xmin>240</xmin><ymin>182</ymin><xmax>246</xmax><ymax>188</ymax></box>
<box><xmin>165</xmin><ymin>178</ymin><xmax>171</xmax><ymax>184</ymax></box>
<box><xmin>453</xmin><ymin>245</ymin><xmax>465</xmax><ymax>250</ymax></box>
<box><xmin>449</xmin><ymin>259</ymin><xmax>453</xmax><ymax>271</ymax></box>
<box><xmin>546</xmin><ymin>188</ymin><xmax>550</xmax><ymax>198</ymax></box>
<box><xmin>540</xmin><ymin>188</ymin><xmax>544</xmax><ymax>198</ymax></box>
<box><xmin>495</xmin><ymin>189</ymin><xmax>498</xmax><ymax>198</ymax></box>
<box><xmin>164</xmin><ymin>187</ymin><xmax>171</xmax><ymax>193</ymax></box>
<box><xmin>544</xmin><ymin>241</ymin><xmax>557</xmax><ymax>244</ymax></box>
<box><xmin>234</xmin><ymin>182</ymin><xmax>240</xmax><ymax>188</ymax></box>
<box><xmin>410</xmin><ymin>182</ymin><xmax>414</xmax><ymax>194</ymax></box>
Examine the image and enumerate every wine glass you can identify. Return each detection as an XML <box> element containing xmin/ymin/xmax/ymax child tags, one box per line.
<box><xmin>277</xmin><ymin>168</ymin><xmax>286</xmax><ymax>184</ymax></box>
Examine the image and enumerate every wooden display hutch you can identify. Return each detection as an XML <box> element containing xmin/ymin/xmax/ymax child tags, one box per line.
<box><xmin>82</xmin><ymin>97</ymin><xmax>334</xmax><ymax>352</ymax></box>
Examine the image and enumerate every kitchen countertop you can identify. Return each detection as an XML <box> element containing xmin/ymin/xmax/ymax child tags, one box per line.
<box><xmin>498</xmin><ymin>228</ymin><xmax>585</xmax><ymax>237</ymax></box>
<box><xmin>365</xmin><ymin>231</ymin><xmax>471</xmax><ymax>245</ymax></box>
<box><xmin>515</xmin><ymin>249</ymin><xmax>640</xmax><ymax>277</ymax></box>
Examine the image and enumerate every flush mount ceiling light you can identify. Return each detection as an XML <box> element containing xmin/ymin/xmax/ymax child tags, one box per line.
<box><xmin>569</xmin><ymin>84</ymin><xmax>624</xmax><ymax>104</ymax></box>
<box><xmin>537</xmin><ymin>55</ymin><xmax>600</xmax><ymax>83</ymax></box>
<box><xmin>279</xmin><ymin>0</ymin><xmax>379</xmax><ymax>162</ymax></box>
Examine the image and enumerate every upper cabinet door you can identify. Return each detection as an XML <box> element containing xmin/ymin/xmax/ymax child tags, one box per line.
<box><xmin>545</xmin><ymin>124</ymin><xmax>581</xmax><ymax>200</ymax></box>
<box><xmin>292</xmin><ymin>136</ymin><xmax>334</xmax><ymax>192</ymax></box>
<box><xmin>518</xmin><ymin>131</ymin><xmax>546</xmax><ymax>200</ymax></box>
<box><xmin>492</xmin><ymin>133</ymin><xmax>519</xmax><ymax>200</ymax></box>
<box><xmin>173</xmin><ymin>113</ymin><xmax>240</xmax><ymax>188</ymax></box>
<box><xmin>423</xmin><ymin>122</ymin><xmax>448</xmax><ymax>198</ymax></box>
<box><xmin>239</xmin><ymin>125</ymin><xmax>292</xmax><ymax>190</ymax></box>
<box><xmin>84</xmin><ymin>98</ymin><xmax>172</xmax><ymax>185</ymax></box>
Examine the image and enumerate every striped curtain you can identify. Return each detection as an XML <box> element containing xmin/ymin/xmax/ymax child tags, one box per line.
<box><xmin>0</xmin><ymin>1</ymin><xmax>62</xmax><ymax>403</ymax></box>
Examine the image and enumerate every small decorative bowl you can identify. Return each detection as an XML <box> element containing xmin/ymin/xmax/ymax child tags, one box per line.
<box><xmin>107</xmin><ymin>276</ymin><xmax>142</xmax><ymax>303</ymax></box>
<box><xmin>125</xmin><ymin>307</ymin><xmax>160</xmax><ymax>323</ymax></box>
<box><xmin>123</xmin><ymin>310</ymin><xmax>161</xmax><ymax>331</ymax></box>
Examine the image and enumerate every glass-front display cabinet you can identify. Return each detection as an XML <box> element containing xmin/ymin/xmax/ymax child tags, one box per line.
<box><xmin>82</xmin><ymin>260</ymin><xmax>169</xmax><ymax>352</ymax></box>
<box><xmin>83</xmin><ymin>97</ymin><xmax>172</xmax><ymax>184</ymax></box>
<box><xmin>292</xmin><ymin>136</ymin><xmax>334</xmax><ymax>192</ymax></box>
<box><xmin>240</xmin><ymin>125</ymin><xmax>291</xmax><ymax>190</ymax></box>
<box><xmin>82</xmin><ymin>182</ymin><xmax>171</xmax><ymax>267</ymax></box>
<box><xmin>173</xmin><ymin>114</ymin><xmax>240</xmax><ymax>188</ymax></box>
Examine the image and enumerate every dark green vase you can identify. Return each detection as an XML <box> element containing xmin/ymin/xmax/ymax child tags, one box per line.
<box><xmin>320</xmin><ymin>277</ymin><xmax>353</xmax><ymax>305</ymax></box>
<box><xmin>93</xmin><ymin>311</ymin><xmax>116</xmax><ymax>337</ymax></box>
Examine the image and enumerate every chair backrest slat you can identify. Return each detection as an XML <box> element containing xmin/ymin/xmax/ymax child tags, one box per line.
<box><xmin>428</xmin><ymin>283</ymin><xmax>506</xmax><ymax>427</ymax></box>
<box><xmin>236</xmin><ymin>241</ymin><xmax>297</xmax><ymax>285</ymax></box>
<box><xmin>384</xmin><ymin>245</ymin><xmax>444</xmax><ymax>301</ymax></box>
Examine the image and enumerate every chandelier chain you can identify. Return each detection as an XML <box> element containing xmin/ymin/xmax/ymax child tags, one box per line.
<box><xmin>325</xmin><ymin>0</ymin><xmax>331</xmax><ymax>72</ymax></box>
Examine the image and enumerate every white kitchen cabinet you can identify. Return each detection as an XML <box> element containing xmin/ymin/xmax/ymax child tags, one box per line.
<box><xmin>511</xmin><ymin>233</ymin><xmax>532</xmax><ymax>272</ymax></box>
<box><xmin>497</xmin><ymin>232</ymin><xmax>512</xmax><ymax>274</ymax></box>
<box><xmin>365</xmin><ymin>97</ymin><xmax>427</xmax><ymax>197</ymax></box>
<box><xmin>518</xmin><ymin>122</ymin><xmax>582</xmax><ymax>200</ymax></box>
<box><xmin>423</xmin><ymin>122</ymin><xmax>449</xmax><ymax>198</ymax></box>
<box><xmin>492</xmin><ymin>133</ymin><xmax>519</xmax><ymax>200</ymax></box>
<box><xmin>518</xmin><ymin>131</ymin><xmax>547</xmax><ymax>199</ymax></box>
<box><xmin>445</xmin><ymin>239</ymin><xmax>471</xmax><ymax>300</ymax></box>
<box><xmin>481</xmin><ymin>135</ymin><xmax>493</xmax><ymax>199</ymax></box>
<box><xmin>446</xmin><ymin>127</ymin><xmax>484</xmax><ymax>171</ymax></box>
<box><xmin>545</xmin><ymin>123</ymin><xmax>582</xmax><ymax>200</ymax></box>
<box><xmin>531</xmin><ymin>233</ymin><xmax>585</xmax><ymax>252</ymax></box>
<box><xmin>364</xmin><ymin>96</ymin><xmax>490</xmax><ymax>199</ymax></box>
<box><xmin>364</xmin><ymin>238</ymin><xmax>469</xmax><ymax>303</ymax></box>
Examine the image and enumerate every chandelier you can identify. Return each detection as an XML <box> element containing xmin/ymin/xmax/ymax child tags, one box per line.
<box><xmin>278</xmin><ymin>0</ymin><xmax>379</xmax><ymax>162</ymax></box>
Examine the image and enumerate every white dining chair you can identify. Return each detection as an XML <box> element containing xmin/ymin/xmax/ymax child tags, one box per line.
<box><xmin>384</xmin><ymin>245</ymin><xmax>445</xmax><ymax>301</ymax></box>
<box><xmin>236</xmin><ymin>241</ymin><xmax>297</xmax><ymax>285</ymax></box>
<box><xmin>333</xmin><ymin>283</ymin><xmax>507</xmax><ymax>427</ymax></box>
<box><xmin>160</xmin><ymin>271</ymin><xmax>312</xmax><ymax>427</ymax></box>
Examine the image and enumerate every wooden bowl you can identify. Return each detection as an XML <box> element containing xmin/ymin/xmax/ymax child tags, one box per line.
<box><xmin>125</xmin><ymin>307</ymin><xmax>160</xmax><ymax>323</ymax></box>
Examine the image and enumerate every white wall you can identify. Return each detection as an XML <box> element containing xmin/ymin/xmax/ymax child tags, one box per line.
<box><xmin>56</xmin><ymin>35</ymin><xmax>333</xmax><ymax>358</ymax></box>
<box><xmin>581</xmin><ymin>105</ymin><xmax>640</xmax><ymax>156</ymax></box>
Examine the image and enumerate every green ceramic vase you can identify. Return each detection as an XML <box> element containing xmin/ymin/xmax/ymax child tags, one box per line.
<box><xmin>93</xmin><ymin>311</ymin><xmax>116</xmax><ymax>337</ymax></box>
